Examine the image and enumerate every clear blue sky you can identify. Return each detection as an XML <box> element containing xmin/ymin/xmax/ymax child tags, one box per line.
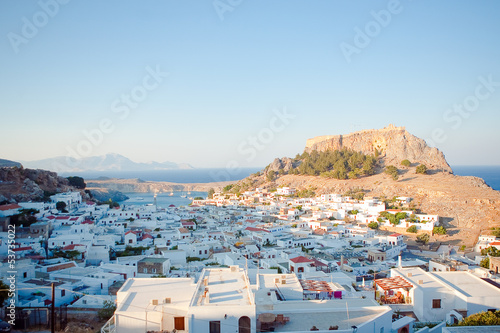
<box><xmin>1</xmin><ymin>0</ymin><xmax>499</xmax><ymax>168</ymax></box>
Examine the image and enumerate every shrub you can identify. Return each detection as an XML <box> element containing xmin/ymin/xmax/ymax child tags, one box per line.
<box><xmin>416</xmin><ymin>164</ymin><xmax>428</xmax><ymax>174</ymax></box>
<box><xmin>98</xmin><ymin>300</ymin><xmax>116</xmax><ymax>321</ymax></box>
<box><xmin>384</xmin><ymin>165</ymin><xmax>399</xmax><ymax>180</ymax></box>
<box><xmin>433</xmin><ymin>226</ymin><xmax>447</xmax><ymax>235</ymax></box>
<box><xmin>480</xmin><ymin>257</ymin><xmax>490</xmax><ymax>269</ymax></box>
<box><xmin>457</xmin><ymin>310</ymin><xmax>500</xmax><ymax>326</ymax></box>
<box><xmin>416</xmin><ymin>233</ymin><xmax>430</xmax><ymax>244</ymax></box>
<box><xmin>368</xmin><ymin>222</ymin><xmax>379</xmax><ymax>229</ymax></box>
<box><xmin>406</xmin><ymin>225</ymin><xmax>418</xmax><ymax>233</ymax></box>
<box><xmin>401</xmin><ymin>159</ymin><xmax>411</xmax><ymax>167</ymax></box>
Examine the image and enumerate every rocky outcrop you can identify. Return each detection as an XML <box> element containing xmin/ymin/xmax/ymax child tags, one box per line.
<box><xmin>0</xmin><ymin>167</ymin><xmax>79</xmax><ymax>202</ymax></box>
<box><xmin>89</xmin><ymin>189</ymin><xmax>129</xmax><ymax>202</ymax></box>
<box><xmin>305</xmin><ymin>124</ymin><xmax>452</xmax><ymax>173</ymax></box>
<box><xmin>267</xmin><ymin>157</ymin><xmax>296</xmax><ymax>173</ymax></box>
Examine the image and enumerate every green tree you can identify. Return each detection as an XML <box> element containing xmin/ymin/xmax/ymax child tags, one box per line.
<box><xmin>481</xmin><ymin>246</ymin><xmax>500</xmax><ymax>257</ymax></box>
<box><xmin>480</xmin><ymin>257</ymin><xmax>490</xmax><ymax>269</ymax></box>
<box><xmin>433</xmin><ymin>226</ymin><xmax>447</xmax><ymax>235</ymax></box>
<box><xmin>269</xmin><ymin>266</ymin><xmax>283</xmax><ymax>274</ymax></box>
<box><xmin>401</xmin><ymin>159</ymin><xmax>411</xmax><ymax>167</ymax></box>
<box><xmin>56</xmin><ymin>201</ymin><xmax>67</xmax><ymax>211</ymax></box>
<box><xmin>406</xmin><ymin>225</ymin><xmax>418</xmax><ymax>233</ymax></box>
<box><xmin>348</xmin><ymin>171</ymin><xmax>358</xmax><ymax>179</ymax></box>
<box><xmin>416</xmin><ymin>164</ymin><xmax>428</xmax><ymax>174</ymax></box>
<box><xmin>416</xmin><ymin>233</ymin><xmax>430</xmax><ymax>244</ymax></box>
<box><xmin>207</xmin><ymin>188</ymin><xmax>215</xmax><ymax>199</ymax></box>
<box><xmin>108</xmin><ymin>200</ymin><xmax>120</xmax><ymax>209</ymax></box>
<box><xmin>66</xmin><ymin>176</ymin><xmax>86</xmax><ymax>189</ymax></box>
<box><xmin>368</xmin><ymin>222</ymin><xmax>379</xmax><ymax>229</ymax></box>
<box><xmin>98</xmin><ymin>300</ymin><xmax>116</xmax><ymax>321</ymax></box>
<box><xmin>457</xmin><ymin>310</ymin><xmax>500</xmax><ymax>326</ymax></box>
<box><xmin>194</xmin><ymin>197</ymin><xmax>203</xmax><ymax>200</ymax></box>
<box><xmin>266</xmin><ymin>170</ymin><xmax>276</xmax><ymax>182</ymax></box>
<box><xmin>384</xmin><ymin>165</ymin><xmax>399</xmax><ymax>180</ymax></box>
<box><xmin>395</xmin><ymin>212</ymin><xmax>408</xmax><ymax>220</ymax></box>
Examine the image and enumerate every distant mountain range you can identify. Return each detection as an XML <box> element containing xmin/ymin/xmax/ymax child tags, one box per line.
<box><xmin>21</xmin><ymin>153</ymin><xmax>193</xmax><ymax>173</ymax></box>
<box><xmin>0</xmin><ymin>159</ymin><xmax>22</xmax><ymax>168</ymax></box>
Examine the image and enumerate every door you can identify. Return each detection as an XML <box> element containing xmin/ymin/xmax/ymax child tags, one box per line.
<box><xmin>239</xmin><ymin>316</ymin><xmax>251</xmax><ymax>333</ymax></box>
<box><xmin>174</xmin><ymin>317</ymin><xmax>185</xmax><ymax>330</ymax></box>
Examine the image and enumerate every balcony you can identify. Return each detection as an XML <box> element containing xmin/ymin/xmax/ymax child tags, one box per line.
<box><xmin>101</xmin><ymin>315</ymin><xmax>116</xmax><ymax>333</ymax></box>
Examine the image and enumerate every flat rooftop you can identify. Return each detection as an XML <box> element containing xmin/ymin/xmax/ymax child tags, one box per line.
<box><xmin>391</xmin><ymin>267</ymin><xmax>443</xmax><ymax>289</ymax></box>
<box><xmin>193</xmin><ymin>267</ymin><xmax>253</xmax><ymax>306</ymax></box>
<box><xmin>433</xmin><ymin>272</ymin><xmax>500</xmax><ymax>298</ymax></box>
<box><xmin>117</xmin><ymin>278</ymin><xmax>196</xmax><ymax>312</ymax></box>
<box><xmin>257</xmin><ymin>299</ymin><xmax>389</xmax><ymax>332</ymax></box>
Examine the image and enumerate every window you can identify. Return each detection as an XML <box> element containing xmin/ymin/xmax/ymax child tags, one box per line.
<box><xmin>174</xmin><ymin>317</ymin><xmax>185</xmax><ymax>330</ymax></box>
<box><xmin>23</xmin><ymin>272</ymin><xmax>27</xmax><ymax>278</ymax></box>
<box><xmin>432</xmin><ymin>299</ymin><xmax>441</xmax><ymax>309</ymax></box>
<box><xmin>61</xmin><ymin>290</ymin><xmax>65</xmax><ymax>297</ymax></box>
<box><xmin>209</xmin><ymin>321</ymin><xmax>220</xmax><ymax>333</ymax></box>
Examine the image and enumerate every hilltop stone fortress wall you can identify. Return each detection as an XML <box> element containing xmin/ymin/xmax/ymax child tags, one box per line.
<box><xmin>304</xmin><ymin>125</ymin><xmax>452</xmax><ymax>173</ymax></box>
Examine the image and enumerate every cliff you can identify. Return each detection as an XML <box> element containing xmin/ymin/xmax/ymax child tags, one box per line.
<box><xmin>0</xmin><ymin>166</ymin><xmax>77</xmax><ymax>203</ymax></box>
<box><xmin>86</xmin><ymin>178</ymin><xmax>233</xmax><ymax>193</ymax></box>
<box><xmin>305</xmin><ymin>124</ymin><xmax>452</xmax><ymax>173</ymax></box>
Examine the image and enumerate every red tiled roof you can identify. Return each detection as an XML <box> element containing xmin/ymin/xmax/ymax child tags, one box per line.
<box><xmin>389</xmin><ymin>233</ymin><xmax>402</xmax><ymax>237</ymax></box>
<box><xmin>142</xmin><ymin>234</ymin><xmax>153</xmax><ymax>239</ymax></box>
<box><xmin>290</xmin><ymin>256</ymin><xmax>313</xmax><ymax>263</ymax></box>
<box><xmin>245</xmin><ymin>227</ymin><xmax>270</xmax><ymax>233</ymax></box>
<box><xmin>0</xmin><ymin>203</ymin><xmax>21</xmax><ymax>211</ymax></box>
<box><xmin>182</xmin><ymin>221</ymin><xmax>196</xmax><ymax>226</ymax></box>
<box><xmin>82</xmin><ymin>220</ymin><xmax>94</xmax><ymax>224</ymax></box>
<box><xmin>46</xmin><ymin>262</ymin><xmax>77</xmax><ymax>272</ymax></box>
<box><xmin>55</xmin><ymin>216</ymin><xmax>70</xmax><ymax>220</ymax></box>
<box><xmin>13</xmin><ymin>246</ymin><xmax>32</xmax><ymax>252</ymax></box>
<box><xmin>62</xmin><ymin>244</ymin><xmax>85</xmax><ymax>251</ymax></box>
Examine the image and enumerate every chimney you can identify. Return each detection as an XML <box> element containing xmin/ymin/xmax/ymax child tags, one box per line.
<box><xmin>340</xmin><ymin>255</ymin><xmax>344</xmax><ymax>271</ymax></box>
<box><xmin>398</xmin><ymin>255</ymin><xmax>402</xmax><ymax>269</ymax></box>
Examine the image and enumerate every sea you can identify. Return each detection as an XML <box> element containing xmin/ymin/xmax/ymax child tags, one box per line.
<box><xmin>63</xmin><ymin>167</ymin><xmax>261</xmax><ymax>184</ymax></box>
<box><xmin>452</xmin><ymin>165</ymin><xmax>500</xmax><ymax>191</ymax></box>
<box><xmin>67</xmin><ymin>165</ymin><xmax>499</xmax><ymax>207</ymax></box>
<box><xmin>67</xmin><ymin>167</ymin><xmax>262</xmax><ymax>208</ymax></box>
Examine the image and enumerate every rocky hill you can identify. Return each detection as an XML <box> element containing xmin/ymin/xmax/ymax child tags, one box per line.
<box><xmin>233</xmin><ymin>125</ymin><xmax>499</xmax><ymax>246</ymax></box>
<box><xmin>305</xmin><ymin>124</ymin><xmax>452</xmax><ymax>173</ymax></box>
<box><xmin>0</xmin><ymin>166</ymin><xmax>76</xmax><ymax>203</ymax></box>
<box><xmin>0</xmin><ymin>159</ymin><xmax>22</xmax><ymax>168</ymax></box>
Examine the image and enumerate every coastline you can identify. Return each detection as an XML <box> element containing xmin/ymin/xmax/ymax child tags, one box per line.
<box><xmin>86</xmin><ymin>178</ymin><xmax>234</xmax><ymax>193</ymax></box>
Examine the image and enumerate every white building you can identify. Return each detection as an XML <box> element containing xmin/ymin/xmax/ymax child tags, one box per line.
<box><xmin>388</xmin><ymin>267</ymin><xmax>500</xmax><ymax>324</ymax></box>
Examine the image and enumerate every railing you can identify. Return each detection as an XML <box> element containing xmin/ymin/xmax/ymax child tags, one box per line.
<box><xmin>274</xmin><ymin>284</ymin><xmax>286</xmax><ymax>301</ymax></box>
<box><xmin>101</xmin><ymin>315</ymin><xmax>116</xmax><ymax>333</ymax></box>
